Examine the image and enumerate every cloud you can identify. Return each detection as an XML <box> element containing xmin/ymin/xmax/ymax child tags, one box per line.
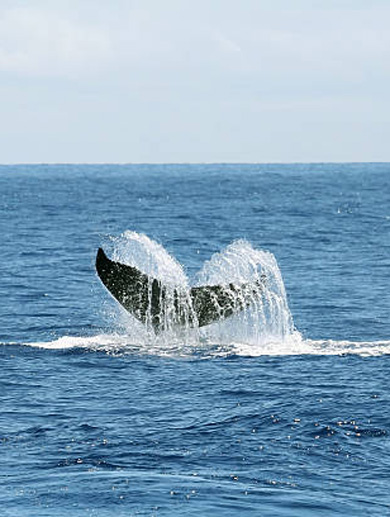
<box><xmin>1</xmin><ymin>2</ymin><xmax>389</xmax><ymax>88</ymax></box>
<box><xmin>212</xmin><ymin>32</ymin><xmax>241</xmax><ymax>54</ymax></box>
<box><xmin>0</xmin><ymin>6</ymin><xmax>111</xmax><ymax>76</ymax></box>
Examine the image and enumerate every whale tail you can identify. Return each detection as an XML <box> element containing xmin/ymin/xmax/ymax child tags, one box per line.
<box><xmin>96</xmin><ymin>247</ymin><xmax>265</xmax><ymax>331</ymax></box>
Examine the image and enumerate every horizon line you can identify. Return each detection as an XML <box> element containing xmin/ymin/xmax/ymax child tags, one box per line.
<box><xmin>0</xmin><ymin>161</ymin><xmax>389</xmax><ymax>166</ymax></box>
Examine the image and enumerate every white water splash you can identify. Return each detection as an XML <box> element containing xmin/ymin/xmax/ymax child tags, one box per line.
<box><xmin>103</xmin><ymin>233</ymin><xmax>295</xmax><ymax>346</ymax></box>
<box><xmin>107</xmin><ymin>231</ymin><xmax>188</xmax><ymax>286</ymax></box>
<box><xmin>196</xmin><ymin>240</ymin><xmax>294</xmax><ymax>346</ymax></box>
<box><xmin>10</xmin><ymin>334</ymin><xmax>390</xmax><ymax>358</ymax></box>
<box><xmin>102</xmin><ymin>231</ymin><xmax>198</xmax><ymax>336</ymax></box>
<box><xmin>6</xmin><ymin>233</ymin><xmax>389</xmax><ymax>357</ymax></box>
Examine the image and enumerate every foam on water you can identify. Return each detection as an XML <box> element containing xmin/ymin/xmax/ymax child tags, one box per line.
<box><xmin>4</xmin><ymin>232</ymin><xmax>389</xmax><ymax>358</ymax></box>
<box><xmin>8</xmin><ymin>334</ymin><xmax>390</xmax><ymax>358</ymax></box>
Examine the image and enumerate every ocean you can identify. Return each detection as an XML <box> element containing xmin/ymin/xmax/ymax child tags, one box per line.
<box><xmin>0</xmin><ymin>163</ymin><xmax>389</xmax><ymax>516</ymax></box>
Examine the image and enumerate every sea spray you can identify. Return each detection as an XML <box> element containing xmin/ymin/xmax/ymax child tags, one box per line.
<box><xmin>196</xmin><ymin>240</ymin><xmax>295</xmax><ymax>345</ymax></box>
<box><xmin>102</xmin><ymin>232</ymin><xmax>296</xmax><ymax>351</ymax></box>
<box><xmin>105</xmin><ymin>231</ymin><xmax>199</xmax><ymax>342</ymax></box>
<box><xmin>108</xmin><ymin>230</ymin><xmax>188</xmax><ymax>286</ymax></box>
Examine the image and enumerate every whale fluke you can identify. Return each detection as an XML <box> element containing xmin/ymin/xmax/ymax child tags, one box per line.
<box><xmin>96</xmin><ymin>247</ymin><xmax>264</xmax><ymax>331</ymax></box>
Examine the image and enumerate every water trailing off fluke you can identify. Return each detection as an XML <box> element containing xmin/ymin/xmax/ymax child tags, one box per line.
<box><xmin>96</xmin><ymin>247</ymin><xmax>266</xmax><ymax>332</ymax></box>
<box><xmin>95</xmin><ymin>232</ymin><xmax>295</xmax><ymax>344</ymax></box>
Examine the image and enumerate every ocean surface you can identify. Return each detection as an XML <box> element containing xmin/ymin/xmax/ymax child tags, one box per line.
<box><xmin>0</xmin><ymin>163</ymin><xmax>389</xmax><ymax>516</ymax></box>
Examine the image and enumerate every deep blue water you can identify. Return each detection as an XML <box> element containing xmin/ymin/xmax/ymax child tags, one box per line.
<box><xmin>1</xmin><ymin>163</ymin><xmax>389</xmax><ymax>516</ymax></box>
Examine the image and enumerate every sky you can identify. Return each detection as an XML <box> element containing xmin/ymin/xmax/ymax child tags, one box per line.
<box><xmin>0</xmin><ymin>0</ymin><xmax>389</xmax><ymax>163</ymax></box>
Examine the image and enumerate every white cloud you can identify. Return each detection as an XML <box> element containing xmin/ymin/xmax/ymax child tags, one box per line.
<box><xmin>1</xmin><ymin>2</ymin><xmax>389</xmax><ymax>86</ymax></box>
<box><xmin>0</xmin><ymin>6</ymin><xmax>111</xmax><ymax>76</ymax></box>
<box><xmin>213</xmin><ymin>32</ymin><xmax>241</xmax><ymax>54</ymax></box>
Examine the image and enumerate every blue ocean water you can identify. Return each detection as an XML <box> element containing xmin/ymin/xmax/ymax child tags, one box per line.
<box><xmin>0</xmin><ymin>163</ymin><xmax>389</xmax><ymax>516</ymax></box>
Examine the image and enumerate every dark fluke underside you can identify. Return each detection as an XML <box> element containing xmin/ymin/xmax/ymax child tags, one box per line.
<box><xmin>96</xmin><ymin>247</ymin><xmax>264</xmax><ymax>331</ymax></box>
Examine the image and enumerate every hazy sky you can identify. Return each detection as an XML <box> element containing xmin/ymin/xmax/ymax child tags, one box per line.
<box><xmin>0</xmin><ymin>0</ymin><xmax>389</xmax><ymax>163</ymax></box>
